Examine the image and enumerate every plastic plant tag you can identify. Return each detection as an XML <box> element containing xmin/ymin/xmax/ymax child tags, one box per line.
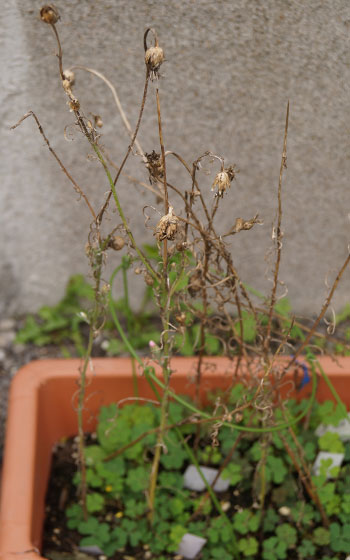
<box><xmin>177</xmin><ymin>533</ymin><xmax>207</xmax><ymax>559</ymax></box>
<box><xmin>183</xmin><ymin>464</ymin><xmax>230</xmax><ymax>492</ymax></box>
<box><xmin>315</xmin><ymin>414</ymin><xmax>350</xmax><ymax>442</ymax></box>
<box><xmin>313</xmin><ymin>452</ymin><xmax>344</xmax><ymax>478</ymax></box>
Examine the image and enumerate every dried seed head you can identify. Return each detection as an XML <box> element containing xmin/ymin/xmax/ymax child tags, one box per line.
<box><xmin>145</xmin><ymin>151</ymin><xmax>164</xmax><ymax>184</ymax></box>
<box><xmin>225</xmin><ymin>165</ymin><xmax>237</xmax><ymax>182</ymax></box>
<box><xmin>94</xmin><ymin>115</ymin><xmax>103</xmax><ymax>128</ymax></box>
<box><xmin>145</xmin><ymin>46</ymin><xmax>164</xmax><ymax>79</ymax></box>
<box><xmin>176</xmin><ymin>241</ymin><xmax>188</xmax><ymax>252</ymax></box>
<box><xmin>108</xmin><ymin>236</ymin><xmax>125</xmax><ymax>251</ymax></box>
<box><xmin>62</xmin><ymin>69</ymin><xmax>75</xmax><ymax>86</ymax></box>
<box><xmin>188</xmin><ymin>270</ymin><xmax>203</xmax><ymax>297</ymax></box>
<box><xmin>134</xmin><ymin>267</ymin><xmax>142</xmax><ymax>275</ymax></box>
<box><xmin>154</xmin><ymin>206</ymin><xmax>179</xmax><ymax>242</ymax></box>
<box><xmin>175</xmin><ymin>312</ymin><xmax>186</xmax><ymax>325</ymax></box>
<box><xmin>235</xmin><ymin>412</ymin><xmax>243</xmax><ymax>423</ymax></box>
<box><xmin>40</xmin><ymin>4</ymin><xmax>60</xmax><ymax>24</ymax></box>
<box><xmin>144</xmin><ymin>273</ymin><xmax>154</xmax><ymax>286</ymax></box>
<box><xmin>211</xmin><ymin>165</ymin><xmax>237</xmax><ymax>198</ymax></box>
<box><xmin>101</xmin><ymin>284</ymin><xmax>110</xmax><ymax>296</ymax></box>
<box><xmin>211</xmin><ymin>171</ymin><xmax>230</xmax><ymax>198</ymax></box>
<box><xmin>69</xmin><ymin>98</ymin><xmax>80</xmax><ymax>112</ymax></box>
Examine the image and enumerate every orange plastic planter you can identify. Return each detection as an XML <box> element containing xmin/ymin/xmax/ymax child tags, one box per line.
<box><xmin>1</xmin><ymin>356</ymin><xmax>350</xmax><ymax>560</ymax></box>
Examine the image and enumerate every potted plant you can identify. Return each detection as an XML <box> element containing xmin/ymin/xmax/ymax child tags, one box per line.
<box><xmin>1</xmin><ymin>5</ymin><xmax>350</xmax><ymax>560</ymax></box>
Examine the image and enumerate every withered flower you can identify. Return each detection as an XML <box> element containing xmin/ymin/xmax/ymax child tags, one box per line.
<box><xmin>175</xmin><ymin>312</ymin><xmax>186</xmax><ymax>325</ymax></box>
<box><xmin>144</xmin><ymin>273</ymin><xmax>154</xmax><ymax>287</ymax></box>
<box><xmin>62</xmin><ymin>69</ymin><xmax>75</xmax><ymax>87</ymax></box>
<box><xmin>211</xmin><ymin>165</ymin><xmax>237</xmax><ymax>198</ymax></box>
<box><xmin>188</xmin><ymin>270</ymin><xmax>203</xmax><ymax>297</ymax></box>
<box><xmin>145</xmin><ymin>151</ymin><xmax>164</xmax><ymax>184</ymax></box>
<box><xmin>145</xmin><ymin>46</ymin><xmax>164</xmax><ymax>80</ymax></box>
<box><xmin>154</xmin><ymin>206</ymin><xmax>179</xmax><ymax>242</ymax></box>
<box><xmin>94</xmin><ymin>115</ymin><xmax>103</xmax><ymax>128</ymax></box>
<box><xmin>68</xmin><ymin>98</ymin><xmax>80</xmax><ymax>112</ymax></box>
<box><xmin>40</xmin><ymin>4</ymin><xmax>60</xmax><ymax>24</ymax></box>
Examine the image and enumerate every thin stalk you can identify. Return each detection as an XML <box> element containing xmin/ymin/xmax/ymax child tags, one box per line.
<box><xmin>286</xmin><ymin>251</ymin><xmax>350</xmax><ymax>370</ymax></box>
<box><xmin>76</xmin><ymin>326</ymin><xmax>93</xmax><ymax>520</ymax></box>
<box><xmin>97</xmin><ymin>72</ymin><xmax>150</xmax><ymax>224</ymax></box>
<box><xmin>263</xmin><ymin>101</ymin><xmax>289</xmax><ymax>358</ymax></box>
<box><xmin>286</xmin><ymin>421</ymin><xmax>330</xmax><ymax>527</ymax></box>
<box><xmin>148</xmin><ymin>83</ymin><xmax>171</xmax><ymax>522</ymax></box>
<box><xmin>316</xmin><ymin>360</ymin><xmax>347</xmax><ymax>411</ymax></box>
<box><xmin>176</xmin><ymin>427</ymin><xmax>239</xmax><ymax>559</ymax></box>
<box><xmin>190</xmin><ymin>432</ymin><xmax>244</xmax><ymax>521</ymax></box>
<box><xmin>11</xmin><ymin>112</ymin><xmax>96</xmax><ymax>220</ymax></box>
<box><xmin>279</xmin><ymin>431</ymin><xmax>329</xmax><ymax>527</ymax></box>
<box><xmin>77</xmin><ymin>243</ymin><xmax>105</xmax><ymax>518</ymax></box>
<box><xmin>92</xmin><ymin>144</ymin><xmax>159</xmax><ymax>282</ymax></box>
<box><xmin>70</xmin><ymin>65</ymin><xmax>146</xmax><ymax>161</ymax></box>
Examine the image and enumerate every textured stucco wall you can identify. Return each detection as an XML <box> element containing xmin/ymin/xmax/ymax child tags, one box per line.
<box><xmin>1</xmin><ymin>0</ymin><xmax>349</xmax><ymax>316</ymax></box>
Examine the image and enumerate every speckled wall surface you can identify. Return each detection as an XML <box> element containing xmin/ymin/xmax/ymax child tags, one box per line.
<box><xmin>1</xmin><ymin>0</ymin><xmax>349</xmax><ymax>315</ymax></box>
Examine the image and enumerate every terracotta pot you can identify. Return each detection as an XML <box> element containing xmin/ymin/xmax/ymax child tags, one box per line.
<box><xmin>1</xmin><ymin>356</ymin><xmax>350</xmax><ymax>560</ymax></box>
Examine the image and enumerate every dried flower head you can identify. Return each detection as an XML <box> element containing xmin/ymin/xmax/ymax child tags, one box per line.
<box><xmin>62</xmin><ymin>69</ymin><xmax>75</xmax><ymax>86</ymax></box>
<box><xmin>154</xmin><ymin>206</ymin><xmax>179</xmax><ymax>242</ymax></box>
<box><xmin>40</xmin><ymin>4</ymin><xmax>60</xmax><ymax>24</ymax></box>
<box><xmin>211</xmin><ymin>165</ymin><xmax>237</xmax><ymax>198</ymax></box>
<box><xmin>175</xmin><ymin>312</ymin><xmax>186</xmax><ymax>325</ymax></box>
<box><xmin>145</xmin><ymin>46</ymin><xmax>164</xmax><ymax>80</ymax></box>
<box><xmin>108</xmin><ymin>236</ymin><xmax>125</xmax><ymax>251</ymax></box>
<box><xmin>145</xmin><ymin>151</ymin><xmax>164</xmax><ymax>184</ymax></box>
<box><xmin>68</xmin><ymin>98</ymin><xmax>80</xmax><ymax>112</ymax></box>
<box><xmin>188</xmin><ymin>270</ymin><xmax>203</xmax><ymax>297</ymax></box>
<box><xmin>94</xmin><ymin>115</ymin><xmax>103</xmax><ymax>128</ymax></box>
<box><xmin>144</xmin><ymin>273</ymin><xmax>154</xmax><ymax>287</ymax></box>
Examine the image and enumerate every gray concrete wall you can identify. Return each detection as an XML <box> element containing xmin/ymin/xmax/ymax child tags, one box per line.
<box><xmin>1</xmin><ymin>0</ymin><xmax>349</xmax><ymax>316</ymax></box>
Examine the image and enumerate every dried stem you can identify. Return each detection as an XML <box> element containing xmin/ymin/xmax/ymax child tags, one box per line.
<box><xmin>264</xmin><ymin>101</ymin><xmax>289</xmax><ymax>358</ymax></box>
<box><xmin>11</xmin><ymin>112</ymin><xmax>96</xmax><ymax>220</ymax></box>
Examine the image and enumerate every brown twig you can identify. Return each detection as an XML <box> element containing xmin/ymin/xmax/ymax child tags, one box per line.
<box><xmin>264</xmin><ymin>101</ymin><xmax>289</xmax><ymax>358</ymax></box>
<box><xmin>11</xmin><ymin>111</ymin><xmax>96</xmax><ymax>220</ymax></box>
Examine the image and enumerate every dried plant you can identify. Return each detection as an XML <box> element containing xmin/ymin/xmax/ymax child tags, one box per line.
<box><xmin>12</xmin><ymin>4</ymin><xmax>350</xmax><ymax>543</ymax></box>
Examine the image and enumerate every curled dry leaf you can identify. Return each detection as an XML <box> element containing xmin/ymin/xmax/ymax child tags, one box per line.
<box><xmin>231</xmin><ymin>214</ymin><xmax>262</xmax><ymax>234</ymax></box>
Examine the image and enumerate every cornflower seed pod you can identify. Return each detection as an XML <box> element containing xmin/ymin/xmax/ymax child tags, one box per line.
<box><xmin>145</xmin><ymin>151</ymin><xmax>164</xmax><ymax>184</ymax></box>
<box><xmin>144</xmin><ymin>273</ymin><xmax>154</xmax><ymax>286</ymax></box>
<box><xmin>211</xmin><ymin>165</ymin><xmax>237</xmax><ymax>198</ymax></box>
<box><xmin>108</xmin><ymin>236</ymin><xmax>125</xmax><ymax>251</ymax></box>
<box><xmin>145</xmin><ymin>46</ymin><xmax>164</xmax><ymax>79</ymax></box>
<box><xmin>40</xmin><ymin>4</ymin><xmax>60</xmax><ymax>24</ymax></box>
<box><xmin>94</xmin><ymin>115</ymin><xmax>103</xmax><ymax>128</ymax></box>
<box><xmin>62</xmin><ymin>69</ymin><xmax>75</xmax><ymax>86</ymax></box>
<box><xmin>211</xmin><ymin>171</ymin><xmax>231</xmax><ymax>198</ymax></box>
<box><xmin>154</xmin><ymin>206</ymin><xmax>179</xmax><ymax>241</ymax></box>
